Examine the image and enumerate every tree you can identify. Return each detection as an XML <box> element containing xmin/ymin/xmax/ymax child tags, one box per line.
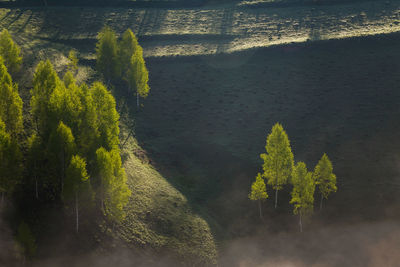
<box><xmin>75</xmin><ymin>83</ymin><xmax>99</xmax><ymax>159</ymax></box>
<box><xmin>90</xmin><ymin>82</ymin><xmax>120</xmax><ymax>150</ymax></box>
<box><xmin>0</xmin><ymin>29</ymin><xmax>22</xmax><ymax>75</ymax></box>
<box><xmin>313</xmin><ymin>153</ymin><xmax>337</xmax><ymax>210</ymax></box>
<box><xmin>0</xmin><ymin>119</ymin><xmax>21</xmax><ymax>207</ymax></box>
<box><xmin>118</xmin><ymin>29</ymin><xmax>139</xmax><ymax>79</ymax></box>
<box><xmin>248</xmin><ymin>173</ymin><xmax>268</xmax><ymax>219</ymax></box>
<box><xmin>0</xmin><ymin>56</ymin><xmax>23</xmax><ymax>137</ymax></box>
<box><xmin>63</xmin><ymin>71</ymin><xmax>76</xmax><ymax>88</ymax></box>
<box><xmin>96</xmin><ymin>26</ymin><xmax>118</xmax><ymax>84</ymax></box>
<box><xmin>260</xmin><ymin>123</ymin><xmax>294</xmax><ymax>209</ymax></box>
<box><xmin>290</xmin><ymin>162</ymin><xmax>315</xmax><ymax>232</ymax></box>
<box><xmin>27</xmin><ymin>134</ymin><xmax>42</xmax><ymax>199</ymax></box>
<box><xmin>16</xmin><ymin>222</ymin><xmax>36</xmax><ymax>264</ymax></box>
<box><xmin>128</xmin><ymin>50</ymin><xmax>150</xmax><ymax>109</ymax></box>
<box><xmin>30</xmin><ymin>60</ymin><xmax>61</xmax><ymax>138</ymax></box>
<box><xmin>67</xmin><ymin>49</ymin><xmax>78</xmax><ymax>74</ymax></box>
<box><xmin>48</xmin><ymin>121</ymin><xmax>76</xmax><ymax>193</ymax></box>
<box><xmin>64</xmin><ymin>155</ymin><xmax>91</xmax><ymax>233</ymax></box>
<box><xmin>95</xmin><ymin>147</ymin><xmax>131</xmax><ymax>222</ymax></box>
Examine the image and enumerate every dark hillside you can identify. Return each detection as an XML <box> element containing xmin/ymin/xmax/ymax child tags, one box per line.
<box><xmin>138</xmin><ymin>32</ymin><xmax>400</xmax><ymax>234</ymax></box>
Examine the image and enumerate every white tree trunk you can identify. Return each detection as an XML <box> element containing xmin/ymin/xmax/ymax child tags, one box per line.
<box><xmin>275</xmin><ymin>188</ymin><xmax>278</xmax><ymax>209</ymax></box>
<box><xmin>75</xmin><ymin>192</ymin><xmax>79</xmax><ymax>233</ymax></box>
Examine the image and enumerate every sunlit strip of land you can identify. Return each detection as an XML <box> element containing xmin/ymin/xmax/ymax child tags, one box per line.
<box><xmin>1</xmin><ymin>0</ymin><xmax>400</xmax><ymax>58</ymax></box>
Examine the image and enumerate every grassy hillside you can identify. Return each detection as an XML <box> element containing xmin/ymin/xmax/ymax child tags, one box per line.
<box><xmin>115</xmin><ymin>135</ymin><xmax>217</xmax><ymax>265</ymax></box>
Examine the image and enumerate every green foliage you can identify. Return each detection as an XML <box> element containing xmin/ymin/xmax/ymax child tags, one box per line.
<box><xmin>249</xmin><ymin>173</ymin><xmax>268</xmax><ymax>201</ymax></box>
<box><xmin>260</xmin><ymin>123</ymin><xmax>294</xmax><ymax>190</ymax></box>
<box><xmin>64</xmin><ymin>155</ymin><xmax>90</xmax><ymax>197</ymax></box>
<box><xmin>96</xmin><ymin>147</ymin><xmax>131</xmax><ymax>222</ymax></box>
<box><xmin>0</xmin><ymin>29</ymin><xmax>22</xmax><ymax>75</ymax></box>
<box><xmin>31</xmin><ymin>60</ymin><xmax>62</xmax><ymax>138</ymax></box>
<box><xmin>29</xmin><ymin>60</ymin><xmax>129</xmax><ymax>222</ymax></box>
<box><xmin>290</xmin><ymin>162</ymin><xmax>315</xmax><ymax>216</ymax></box>
<box><xmin>48</xmin><ymin>122</ymin><xmax>76</xmax><ymax>191</ymax></box>
<box><xmin>67</xmin><ymin>49</ymin><xmax>78</xmax><ymax>74</ymax></box>
<box><xmin>75</xmin><ymin>83</ymin><xmax>99</xmax><ymax>158</ymax></box>
<box><xmin>90</xmin><ymin>82</ymin><xmax>120</xmax><ymax>150</ymax></box>
<box><xmin>128</xmin><ymin>49</ymin><xmax>150</xmax><ymax>99</ymax></box>
<box><xmin>314</xmin><ymin>153</ymin><xmax>337</xmax><ymax>199</ymax></box>
<box><xmin>118</xmin><ymin>29</ymin><xmax>139</xmax><ymax>78</ymax></box>
<box><xmin>16</xmin><ymin>222</ymin><xmax>36</xmax><ymax>260</ymax></box>
<box><xmin>64</xmin><ymin>154</ymin><xmax>93</xmax><ymax>233</ymax></box>
<box><xmin>63</xmin><ymin>71</ymin><xmax>76</xmax><ymax>88</ymax></box>
<box><xmin>0</xmin><ymin>57</ymin><xmax>23</xmax><ymax>137</ymax></box>
<box><xmin>0</xmin><ymin>119</ymin><xmax>21</xmax><ymax>196</ymax></box>
<box><xmin>96</xmin><ymin>26</ymin><xmax>119</xmax><ymax>83</ymax></box>
<box><xmin>119</xmin><ymin>28</ymin><xmax>150</xmax><ymax>99</ymax></box>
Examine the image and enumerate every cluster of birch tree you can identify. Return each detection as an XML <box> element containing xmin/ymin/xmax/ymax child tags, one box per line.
<box><xmin>249</xmin><ymin>123</ymin><xmax>337</xmax><ymax>231</ymax></box>
<box><xmin>0</xmin><ymin>29</ymin><xmax>132</xmax><ymax>240</ymax></box>
<box><xmin>96</xmin><ymin>26</ymin><xmax>150</xmax><ymax>109</ymax></box>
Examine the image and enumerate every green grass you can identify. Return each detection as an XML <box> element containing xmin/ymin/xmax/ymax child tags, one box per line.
<box><xmin>115</xmin><ymin>136</ymin><xmax>217</xmax><ymax>265</ymax></box>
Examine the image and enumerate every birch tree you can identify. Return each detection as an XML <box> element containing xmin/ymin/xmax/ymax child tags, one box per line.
<box><xmin>260</xmin><ymin>123</ymin><xmax>294</xmax><ymax>209</ymax></box>
<box><xmin>64</xmin><ymin>155</ymin><xmax>91</xmax><ymax>233</ymax></box>
<box><xmin>248</xmin><ymin>173</ymin><xmax>268</xmax><ymax>218</ymax></box>
<box><xmin>290</xmin><ymin>162</ymin><xmax>315</xmax><ymax>232</ymax></box>
<box><xmin>0</xmin><ymin>56</ymin><xmax>23</xmax><ymax>137</ymax></box>
<box><xmin>0</xmin><ymin>29</ymin><xmax>22</xmax><ymax>75</ymax></box>
<box><xmin>48</xmin><ymin>121</ymin><xmax>76</xmax><ymax>193</ymax></box>
<box><xmin>96</xmin><ymin>26</ymin><xmax>118</xmax><ymax>85</ymax></box>
<box><xmin>313</xmin><ymin>153</ymin><xmax>337</xmax><ymax>210</ymax></box>
<box><xmin>0</xmin><ymin>119</ymin><xmax>21</xmax><ymax>207</ymax></box>
<box><xmin>95</xmin><ymin>147</ymin><xmax>131</xmax><ymax>222</ymax></box>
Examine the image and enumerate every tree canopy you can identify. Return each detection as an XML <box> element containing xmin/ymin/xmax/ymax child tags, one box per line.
<box><xmin>249</xmin><ymin>173</ymin><xmax>268</xmax><ymax>218</ymax></box>
<box><xmin>0</xmin><ymin>56</ymin><xmax>23</xmax><ymax>137</ymax></box>
<box><xmin>96</xmin><ymin>147</ymin><xmax>131</xmax><ymax>222</ymax></box>
<box><xmin>96</xmin><ymin>26</ymin><xmax>119</xmax><ymax>83</ymax></box>
<box><xmin>0</xmin><ymin>119</ymin><xmax>21</xmax><ymax>199</ymax></box>
<box><xmin>0</xmin><ymin>29</ymin><xmax>22</xmax><ymax>75</ymax></box>
<box><xmin>260</xmin><ymin>123</ymin><xmax>294</xmax><ymax>208</ymax></box>
<box><xmin>314</xmin><ymin>153</ymin><xmax>337</xmax><ymax>210</ymax></box>
<box><xmin>290</xmin><ymin>162</ymin><xmax>315</xmax><ymax>232</ymax></box>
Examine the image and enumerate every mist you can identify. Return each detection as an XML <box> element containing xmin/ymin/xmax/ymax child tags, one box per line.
<box><xmin>220</xmin><ymin>219</ymin><xmax>400</xmax><ymax>267</ymax></box>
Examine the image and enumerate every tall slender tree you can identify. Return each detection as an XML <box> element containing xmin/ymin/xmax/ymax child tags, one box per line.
<box><xmin>0</xmin><ymin>56</ymin><xmax>23</xmax><ymax>137</ymax></box>
<box><xmin>260</xmin><ymin>123</ymin><xmax>294</xmax><ymax>209</ymax></box>
<box><xmin>67</xmin><ymin>49</ymin><xmax>79</xmax><ymax>75</ymax></box>
<box><xmin>48</xmin><ymin>121</ymin><xmax>76</xmax><ymax>193</ymax></box>
<box><xmin>27</xmin><ymin>134</ymin><xmax>42</xmax><ymax>200</ymax></box>
<box><xmin>249</xmin><ymin>173</ymin><xmax>268</xmax><ymax>219</ymax></box>
<box><xmin>290</xmin><ymin>162</ymin><xmax>315</xmax><ymax>232</ymax></box>
<box><xmin>313</xmin><ymin>153</ymin><xmax>337</xmax><ymax>210</ymax></box>
<box><xmin>96</xmin><ymin>26</ymin><xmax>118</xmax><ymax>85</ymax></box>
<box><xmin>30</xmin><ymin>60</ymin><xmax>61</xmax><ymax>138</ymax></box>
<box><xmin>64</xmin><ymin>155</ymin><xmax>91</xmax><ymax>233</ymax></box>
<box><xmin>118</xmin><ymin>29</ymin><xmax>139</xmax><ymax>79</ymax></box>
<box><xmin>128</xmin><ymin>50</ymin><xmax>150</xmax><ymax>109</ymax></box>
<box><xmin>0</xmin><ymin>119</ymin><xmax>21</xmax><ymax>207</ymax></box>
<box><xmin>0</xmin><ymin>29</ymin><xmax>22</xmax><ymax>75</ymax></box>
<box><xmin>95</xmin><ymin>147</ymin><xmax>131</xmax><ymax>222</ymax></box>
<box><xmin>90</xmin><ymin>82</ymin><xmax>120</xmax><ymax>150</ymax></box>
